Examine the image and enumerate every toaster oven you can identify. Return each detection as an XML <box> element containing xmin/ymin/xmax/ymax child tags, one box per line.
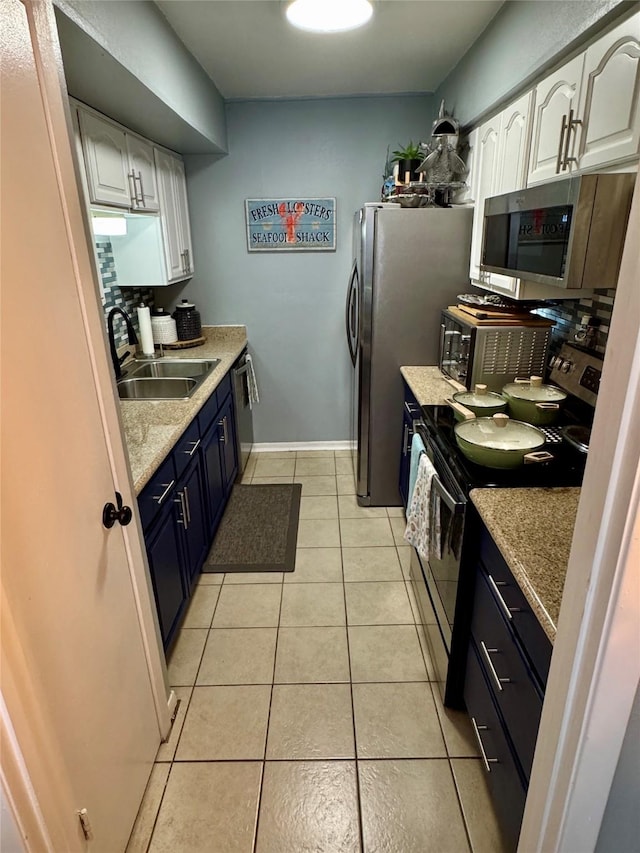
<box><xmin>439</xmin><ymin>309</ymin><xmax>552</xmax><ymax>391</ymax></box>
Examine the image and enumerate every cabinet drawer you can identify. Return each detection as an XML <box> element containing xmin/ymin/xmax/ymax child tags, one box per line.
<box><xmin>479</xmin><ymin>528</ymin><xmax>552</xmax><ymax>687</ymax></box>
<box><xmin>173</xmin><ymin>419</ymin><xmax>201</xmax><ymax>480</ymax></box>
<box><xmin>472</xmin><ymin>570</ymin><xmax>543</xmax><ymax>780</ymax></box>
<box><xmin>138</xmin><ymin>455</ymin><xmax>177</xmax><ymax>531</ymax></box>
<box><xmin>465</xmin><ymin>641</ymin><xmax>526</xmax><ymax>852</ymax></box>
<box><xmin>197</xmin><ymin>387</ymin><xmax>219</xmax><ymax>436</ymax></box>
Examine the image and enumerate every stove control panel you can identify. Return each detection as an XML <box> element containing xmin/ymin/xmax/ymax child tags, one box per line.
<box><xmin>549</xmin><ymin>343</ymin><xmax>603</xmax><ymax>407</ymax></box>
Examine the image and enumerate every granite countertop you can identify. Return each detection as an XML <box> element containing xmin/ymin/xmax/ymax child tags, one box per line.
<box><xmin>401</xmin><ymin>366</ymin><xmax>457</xmax><ymax>406</ymax></box>
<box><xmin>120</xmin><ymin>325</ymin><xmax>247</xmax><ymax>494</ymax></box>
<box><xmin>470</xmin><ymin>487</ymin><xmax>581</xmax><ymax>643</ymax></box>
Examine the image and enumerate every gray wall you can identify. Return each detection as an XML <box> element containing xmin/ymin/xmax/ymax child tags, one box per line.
<box><xmin>595</xmin><ymin>682</ymin><xmax>640</xmax><ymax>851</ymax></box>
<box><xmin>435</xmin><ymin>0</ymin><xmax>633</xmax><ymax>127</ymax></box>
<box><xmin>178</xmin><ymin>95</ymin><xmax>434</xmax><ymax>444</ymax></box>
<box><xmin>55</xmin><ymin>0</ymin><xmax>227</xmax><ymax>154</ymax></box>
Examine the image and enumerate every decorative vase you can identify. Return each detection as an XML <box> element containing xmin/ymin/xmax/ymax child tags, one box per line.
<box><xmin>396</xmin><ymin>158</ymin><xmax>422</xmax><ymax>185</ymax></box>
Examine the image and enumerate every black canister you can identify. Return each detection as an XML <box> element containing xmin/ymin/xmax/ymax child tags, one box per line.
<box><xmin>173</xmin><ymin>299</ymin><xmax>202</xmax><ymax>341</ymax></box>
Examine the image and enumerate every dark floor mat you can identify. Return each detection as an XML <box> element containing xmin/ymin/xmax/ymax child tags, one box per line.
<box><xmin>203</xmin><ymin>483</ymin><xmax>302</xmax><ymax>573</ymax></box>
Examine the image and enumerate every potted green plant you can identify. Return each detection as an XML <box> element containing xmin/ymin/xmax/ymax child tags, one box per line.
<box><xmin>392</xmin><ymin>141</ymin><xmax>423</xmax><ymax>184</ymax></box>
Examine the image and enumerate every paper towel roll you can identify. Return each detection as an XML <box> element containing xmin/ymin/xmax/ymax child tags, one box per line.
<box><xmin>137</xmin><ymin>305</ymin><xmax>155</xmax><ymax>355</ymax></box>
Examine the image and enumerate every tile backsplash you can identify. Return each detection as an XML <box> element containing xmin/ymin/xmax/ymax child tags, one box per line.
<box><xmin>96</xmin><ymin>240</ymin><xmax>155</xmax><ymax>348</ymax></box>
<box><xmin>535</xmin><ymin>289</ymin><xmax>615</xmax><ymax>357</ymax></box>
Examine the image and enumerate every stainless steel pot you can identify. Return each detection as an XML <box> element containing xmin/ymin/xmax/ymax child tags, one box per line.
<box><xmin>502</xmin><ymin>376</ymin><xmax>567</xmax><ymax>426</ymax></box>
<box><xmin>451</xmin><ymin>384</ymin><xmax>507</xmax><ymax>421</ymax></box>
<box><xmin>454</xmin><ymin>413</ymin><xmax>553</xmax><ymax>469</ymax></box>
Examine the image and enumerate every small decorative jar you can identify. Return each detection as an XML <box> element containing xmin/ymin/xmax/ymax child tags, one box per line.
<box><xmin>150</xmin><ymin>308</ymin><xmax>178</xmax><ymax>344</ymax></box>
<box><xmin>172</xmin><ymin>299</ymin><xmax>202</xmax><ymax>341</ymax></box>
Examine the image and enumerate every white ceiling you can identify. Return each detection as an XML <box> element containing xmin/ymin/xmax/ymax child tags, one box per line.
<box><xmin>155</xmin><ymin>0</ymin><xmax>505</xmax><ymax>100</ymax></box>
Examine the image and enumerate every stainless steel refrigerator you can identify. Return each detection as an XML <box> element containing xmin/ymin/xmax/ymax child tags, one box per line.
<box><xmin>346</xmin><ymin>203</ymin><xmax>473</xmax><ymax>506</ymax></box>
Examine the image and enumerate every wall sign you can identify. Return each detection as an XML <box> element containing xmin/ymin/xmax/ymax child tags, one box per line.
<box><xmin>245</xmin><ymin>198</ymin><xmax>336</xmax><ymax>252</ymax></box>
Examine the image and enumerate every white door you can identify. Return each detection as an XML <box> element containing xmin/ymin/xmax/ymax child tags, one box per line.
<box><xmin>528</xmin><ymin>54</ymin><xmax>584</xmax><ymax>184</ymax></box>
<box><xmin>577</xmin><ymin>12</ymin><xmax>640</xmax><ymax>172</ymax></box>
<box><xmin>2</xmin><ymin>3</ymin><xmax>163</xmax><ymax>850</ymax></box>
<box><xmin>469</xmin><ymin>119</ymin><xmax>500</xmax><ymax>282</ymax></box>
<box><xmin>127</xmin><ymin>133</ymin><xmax>160</xmax><ymax>212</ymax></box>
<box><xmin>78</xmin><ymin>108</ymin><xmax>132</xmax><ymax>208</ymax></box>
<box><xmin>496</xmin><ymin>90</ymin><xmax>532</xmax><ymax>194</ymax></box>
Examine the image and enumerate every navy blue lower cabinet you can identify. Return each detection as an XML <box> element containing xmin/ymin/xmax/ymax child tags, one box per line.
<box><xmin>201</xmin><ymin>418</ymin><xmax>225</xmax><ymax>535</ymax></box>
<box><xmin>218</xmin><ymin>393</ymin><xmax>238</xmax><ymax>493</ymax></box>
<box><xmin>176</xmin><ymin>456</ymin><xmax>209</xmax><ymax>590</ymax></box>
<box><xmin>399</xmin><ymin>382</ymin><xmax>420</xmax><ymax>509</ymax></box>
<box><xmin>465</xmin><ymin>641</ymin><xmax>526</xmax><ymax>852</ymax></box>
<box><xmin>145</xmin><ymin>499</ymin><xmax>188</xmax><ymax>649</ymax></box>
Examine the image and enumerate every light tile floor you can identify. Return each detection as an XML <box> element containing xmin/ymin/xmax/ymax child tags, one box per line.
<box><xmin>127</xmin><ymin>451</ymin><xmax>509</xmax><ymax>853</ymax></box>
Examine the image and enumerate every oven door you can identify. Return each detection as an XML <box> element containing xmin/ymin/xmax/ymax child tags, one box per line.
<box><xmin>416</xmin><ymin>426</ymin><xmax>467</xmax><ymax>650</ymax></box>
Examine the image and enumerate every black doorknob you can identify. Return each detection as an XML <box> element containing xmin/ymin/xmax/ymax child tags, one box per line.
<box><xmin>103</xmin><ymin>491</ymin><xmax>133</xmax><ymax>529</ymax></box>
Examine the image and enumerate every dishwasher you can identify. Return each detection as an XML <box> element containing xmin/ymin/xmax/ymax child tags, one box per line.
<box><xmin>232</xmin><ymin>349</ymin><xmax>254</xmax><ymax>477</ymax></box>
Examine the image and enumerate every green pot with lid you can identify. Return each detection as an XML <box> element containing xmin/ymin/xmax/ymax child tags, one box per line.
<box><xmin>449</xmin><ymin>384</ymin><xmax>507</xmax><ymax>422</ymax></box>
<box><xmin>454</xmin><ymin>413</ymin><xmax>553</xmax><ymax>469</ymax></box>
<box><xmin>502</xmin><ymin>376</ymin><xmax>567</xmax><ymax>426</ymax></box>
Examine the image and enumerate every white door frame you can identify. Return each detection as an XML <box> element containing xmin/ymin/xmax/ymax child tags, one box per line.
<box><xmin>520</xmin><ymin>169</ymin><xmax>640</xmax><ymax>850</ymax></box>
<box><xmin>2</xmin><ymin>1</ymin><xmax>172</xmax><ymax>845</ymax></box>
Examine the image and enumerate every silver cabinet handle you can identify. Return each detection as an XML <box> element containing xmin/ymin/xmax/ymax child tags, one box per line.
<box><xmin>556</xmin><ymin>113</ymin><xmax>568</xmax><ymax>174</ymax></box>
<box><xmin>179</xmin><ymin>250</ymin><xmax>187</xmax><ymax>274</ymax></box>
<box><xmin>154</xmin><ymin>480</ymin><xmax>175</xmax><ymax>506</ymax></box>
<box><xmin>174</xmin><ymin>491</ymin><xmax>187</xmax><ymax>527</ymax></box>
<box><xmin>218</xmin><ymin>416</ymin><xmax>228</xmax><ymax>444</ymax></box>
<box><xmin>471</xmin><ymin>717</ymin><xmax>498</xmax><ymax>773</ymax></box>
<box><xmin>404</xmin><ymin>401</ymin><xmax>420</xmax><ymax>416</ymax></box>
<box><xmin>183</xmin><ymin>486</ymin><xmax>191</xmax><ymax>525</ymax></box>
<box><xmin>487</xmin><ymin>574</ymin><xmax>520</xmax><ymax>621</ymax></box>
<box><xmin>480</xmin><ymin>641</ymin><xmax>510</xmax><ymax>693</ymax></box>
<box><xmin>185</xmin><ymin>248</ymin><xmax>191</xmax><ymax>273</ymax></box>
<box><xmin>184</xmin><ymin>438</ymin><xmax>201</xmax><ymax>457</ymax></box>
<box><xmin>128</xmin><ymin>170</ymin><xmax>137</xmax><ymax>207</ymax></box>
<box><xmin>136</xmin><ymin>170</ymin><xmax>146</xmax><ymax>207</ymax></box>
<box><xmin>563</xmin><ymin>108</ymin><xmax>582</xmax><ymax>168</ymax></box>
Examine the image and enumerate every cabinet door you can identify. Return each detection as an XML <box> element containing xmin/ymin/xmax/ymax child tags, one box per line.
<box><xmin>577</xmin><ymin>12</ymin><xmax>640</xmax><ymax>172</ymax></box>
<box><xmin>201</xmin><ymin>419</ymin><xmax>226</xmax><ymax>534</ymax></box>
<box><xmin>496</xmin><ymin>91</ymin><xmax>532</xmax><ymax>194</ymax></box>
<box><xmin>127</xmin><ymin>134</ymin><xmax>160</xmax><ymax>212</ymax></box>
<box><xmin>528</xmin><ymin>54</ymin><xmax>584</xmax><ymax>185</ymax></box>
<box><xmin>155</xmin><ymin>147</ymin><xmax>189</xmax><ymax>282</ymax></box>
<box><xmin>78</xmin><ymin>109</ymin><xmax>132</xmax><ymax>208</ymax></box>
<box><xmin>145</xmin><ymin>502</ymin><xmax>188</xmax><ymax>649</ymax></box>
<box><xmin>218</xmin><ymin>394</ymin><xmax>238</xmax><ymax>493</ymax></box>
<box><xmin>469</xmin><ymin>119</ymin><xmax>501</xmax><ymax>282</ymax></box>
<box><xmin>173</xmin><ymin>156</ymin><xmax>195</xmax><ymax>275</ymax></box>
<box><xmin>178</xmin><ymin>459</ymin><xmax>209</xmax><ymax>588</ymax></box>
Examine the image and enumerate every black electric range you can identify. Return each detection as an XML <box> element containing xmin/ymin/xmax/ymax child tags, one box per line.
<box><xmin>408</xmin><ymin>342</ymin><xmax>601</xmax><ymax>709</ymax></box>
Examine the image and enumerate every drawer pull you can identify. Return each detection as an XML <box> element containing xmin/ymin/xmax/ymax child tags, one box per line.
<box><xmin>404</xmin><ymin>401</ymin><xmax>419</xmax><ymax>415</ymax></box>
<box><xmin>154</xmin><ymin>480</ymin><xmax>175</xmax><ymax>506</ymax></box>
<box><xmin>487</xmin><ymin>574</ymin><xmax>520</xmax><ymax>621</ymax></box>
<box><xmin>480</xmin><ymin>641</ymin><xmax>511</xmax><ymax>693</ymax></box>
<box><xmin>184</xmin><ymin>438</ymin><xmax>201</xmax><ymax>457</ymax></box>
<box><xmin>471</xmin><ymin>717</ymin><xmax>498</xmax><ymax>773</ymax></box>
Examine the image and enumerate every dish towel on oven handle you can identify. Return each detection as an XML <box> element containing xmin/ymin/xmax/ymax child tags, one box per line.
<box><xmin>407</xmin><ymin>432</ymin><xmax>425</xmax><ymax>508</ymax></box>
<box><xmin>245</xmin><ymin>353</ymin><xmax>260</xmax><ymax>409</ymax></box>
<box><xmin>404</xmin><ymin>452</ymin><xmax>442</xmax><ymax>562</ymax></box>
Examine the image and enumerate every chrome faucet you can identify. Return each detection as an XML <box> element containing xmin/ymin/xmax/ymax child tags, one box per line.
<box><xmin>107</xmin><ymin>307</ymin><xmax>138</xmax><ymax>380</ymax></box>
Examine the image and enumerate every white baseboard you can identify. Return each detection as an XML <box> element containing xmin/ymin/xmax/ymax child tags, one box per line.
<box><xmin>251</xmin><ymin>441</ymin><xmax>355</xmax><ymax>453</ymax></box>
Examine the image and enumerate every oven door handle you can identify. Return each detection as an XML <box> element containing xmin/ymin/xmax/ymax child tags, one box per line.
<box><xmin>431</xmin><ymin>470</ymin><xmax>465</xmax><ymax>514</ymax></box>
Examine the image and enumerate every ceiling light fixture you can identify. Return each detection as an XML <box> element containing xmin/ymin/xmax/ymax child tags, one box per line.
<box><xmin>286</xmin><ymin>0</ymin><xmax>373</xmax><ymax>33</ymax></box>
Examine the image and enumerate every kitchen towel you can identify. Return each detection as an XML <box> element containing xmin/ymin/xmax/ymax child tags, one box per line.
<box><xmin>137</xmin><ymin>304</ymin><xmax>155</xmax><ymax>355</ymax></box>
<box><xmin>407</xmin><ymin>432</ymin><xmax>426</xmax><ymax>508</ymax></box>
<box><xmin>245</xmin><ymin>353</ymin><xmax>260</xmax><ymax>408</ymax></box>
<box><xmin>404</xmin><ymin>452</ymin><xmax>441</xmax><ymax>561</ymax></box>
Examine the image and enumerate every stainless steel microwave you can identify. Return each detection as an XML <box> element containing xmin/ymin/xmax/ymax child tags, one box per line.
<box><xmin>480</xmin><ymin>173</ymin><xmax>634</xmax><ymax>290</ymax></box>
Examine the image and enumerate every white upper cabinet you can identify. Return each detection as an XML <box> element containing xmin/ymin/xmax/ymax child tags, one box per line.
<box><xmin>527</xmin><ymin>55</ymin><xmax>584</xmax><ymax>184</ymax></box>
<box><xmin>469</xmin><ymin>92</ymin><xmax>533</xmax><ymax>296</ymax></box>
<box><xmin>78</xmin><ymin>110</ymin><xmax>131</xmax><ymax>208</ymax></box>
<box><xmin>155</xmin><ymin>147</ymin><xmax>195</xmax><ymax>283</ymax></box>
<box><xmin>528</xmin><ymin>12</ymin><xmax>640</xmax><ymax>184</ymax></box>
<box><xmin>78</xmin><ymin>107</ymin><xmax>160</xmax><ymax>211</ymax></box>
<box><xmin>126</xmin><ymin>134</ymin><xmax>160</xmax><ymax>212</ymax></box>
<box><xmin>576</xmin><ymin>12</ymin><xmax>640</xmax><ymax>172</ymax></box>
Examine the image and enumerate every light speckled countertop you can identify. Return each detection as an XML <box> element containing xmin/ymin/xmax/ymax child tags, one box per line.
<box><xmin>470</xmin><ymin>487</ymin><xmax>581</xmax><ymax>643</ymax></box>
<box><xmin>401</xmin><ymin>366</ymin><xmax>457</xmax><ymax>405</ymax></box>
<box><xmin>120</xmin><ymin>326</ymin><xmax>247</xmax><ymax>494</ymax></box>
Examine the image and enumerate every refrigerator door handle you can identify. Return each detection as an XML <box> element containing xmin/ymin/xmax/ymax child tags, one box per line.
<box><xmin>345</xmin><ymin>261</ymin><xmax>358</xmax><ymax>366</ymax></box>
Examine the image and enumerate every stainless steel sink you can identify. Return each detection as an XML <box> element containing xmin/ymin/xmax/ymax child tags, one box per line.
<box><xmin>126</xmin><ymin>358</ymin><xmax>220</xmax><ymax>380</ymax></box>
<box><xmin>117</xmin><ymin>377</ymin><xmax>198</xmax><ymax>400</ymax></box>
<box><xmin>117</xmin><ymin>358</ymin><xmax>221</xmax><ymax>400</ymax></box>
